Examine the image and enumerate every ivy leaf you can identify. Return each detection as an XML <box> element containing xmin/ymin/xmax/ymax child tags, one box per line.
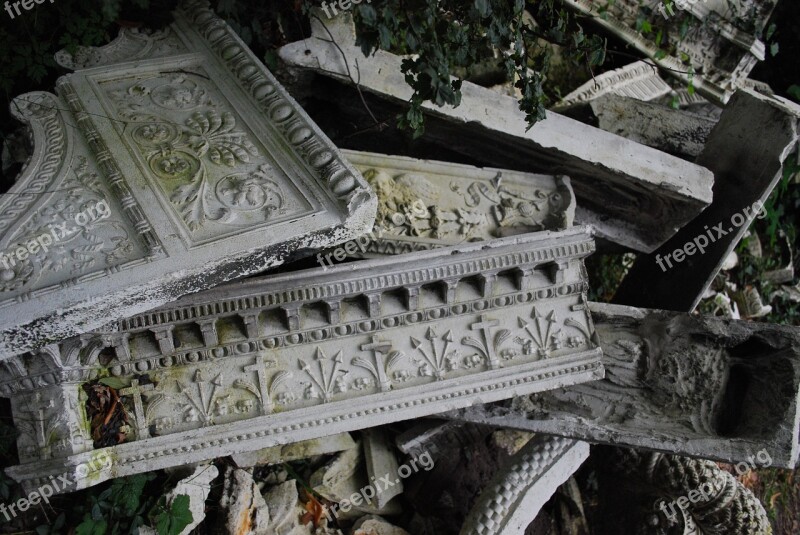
<box><xmin>75</xmin><ymin>514</ymin><xmax>107</xmax><ymax>535</ymax></box>
<box><xmin>787</xmin><ymin>85</ymin><xmax>800</xmax><ymax>103</ymax></box>
<box><xmin>770</xmin><ymin>42</ymin><xmax>779</xmax><ymax>57</ymax></box>
<box><xmin>153</xmin><ymin>495</ymin><xmax>194</xmax><ymax>535</ymax></box>
<box><xmin>111</xmin><ymin>473</ymin><xmax>151</xmax><ymax>516</ymax></box>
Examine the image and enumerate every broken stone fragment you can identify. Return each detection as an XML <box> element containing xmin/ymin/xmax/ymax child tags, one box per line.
<box><xmin>449</xmin><ymin>302</ymin><xmax>800</xmax><ymax>468</ymax></box>
<box><xmin>0</xmin><ymin>0</ymin><xmax>377</xmax><ymax>359</ymax></box>
<box><xmin>362</xmin><ymin>428</ymin><xmax>403</xmax><ymax>510</ymax></box>
<box><xmin>311</xmin><ymin>442</ymin><xmax>401</xmax><ymax>518</ymax></box>
<box><xmin>351</xmin><ymin>515</ymin><xmax>410</xmax><ymax>535</ymax></box>
<box><xmin>232</xmin><ymin>432</ymin><xmax>357</xmax><ymax>468</ymax></box>
<box><xmin>278</xmin><ymin>11</ymin><xmax>714</xmax><ymax>253</ymax></box>
<box><xmin>219</xmin><ymin>467</ymin><xmax>270</xmax><ymax>535</ymax></box>
<box><xmin>165</xmin><ymin>464</ymin><xmax>218</xmax><ymax>535</ymax></box>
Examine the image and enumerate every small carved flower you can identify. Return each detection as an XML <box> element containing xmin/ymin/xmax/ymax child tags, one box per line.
<box><xmin>140</xmin><ymin>124</ymin><xmax>172</xmax><ymax>143</ymax></box>
<box><xmin>158</xmin><ymin>155</ymin><xmax>190</xmax><ymax>176</ymax></box>
<box><xmin>0</xmin><ymin>258</ymin><xmax>34</xmax><ymax>292</ymax></box>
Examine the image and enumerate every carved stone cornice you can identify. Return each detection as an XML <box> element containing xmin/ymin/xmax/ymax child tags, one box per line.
<box><xmin>4</xmin><ymin>228</ymin><xmax>603</xmax><ymax>492</ymax></box>
<box><xmin>0</xmin><ymin>0</ymin><xmax>376</xmax><ymax>358</ymax></box>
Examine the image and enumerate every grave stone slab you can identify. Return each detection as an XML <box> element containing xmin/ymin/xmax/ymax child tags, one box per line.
<box><xmin>0</xmin><ymin>0</ymin><xmax>376</xmax><ymax>359</ymax></box>
<box><xmin>278</xmin><ymin>12</ymin><xmax>714</xmax><ymax>253</ymax></box>
<box><xmin>448</xmin><ymin>302</ymin><xmax>800</xmax><ymax>468</ymax></box>
<box><xmin>2</xmin><ymin>227</ymin><xmax>603</xmax><ymax>493</ymax></box>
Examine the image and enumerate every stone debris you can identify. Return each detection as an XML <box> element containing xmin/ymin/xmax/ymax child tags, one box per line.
<box><xmin>232</xmin><ymin>432</ymin><xmax>358</xmax><ymax>468</ymax></box>
<box><xmin>279</xmin><ymin>11</ymin><xmax>714</xmax><ymax>253</ymax></box>
<box><xmin>351</xmin><ymin>516</ymin><xmax>410</xmax><ymax>535</ymax></box>
<box><xmin>362</xmin><ymin>428</ymin><xmax>403</xmax><ymax>509</ymax></box>
<box><xmin>555</xmin><ymin>61</ymin><xmax>673</xmax><ymax>110</ymax></box>
<box><xmin>164</xmin><ymin>464</ymin><xmax>219</xmax><ymax>535</ymax></box>
<box><xmin>219</xmin><ymin>467</ymin><xmax>271</xmax><ymax>535</ymax></box>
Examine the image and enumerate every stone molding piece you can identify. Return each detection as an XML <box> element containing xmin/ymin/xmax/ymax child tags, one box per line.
<box><xmin>0</xmin><ymin>0</ymin><xmax>376</xmax><ymax>359</ymax></box>
<box><xmin>554</xmin><ymin>61</ymin><xmax>672</xmax><ymax>110</ymax></box>
<box><xmin>614</xmin><ymin>88</ymin><xmax>800</xmax><ymax>311</ymax></box>
<box><xmin>3</xmin><ymin>228</ymin><xmax>603</xmax><ymax>492</ymax></box>
<box><xmin>449</xmin><ymin>302</ymin><xmax>800</xmax><ymax>468</ymax></box>
<box><xmin>278</xmin><ymin>12</ymin><xmax>714</xmax><ymax>253</ymax></box>
<box><xmin>341</xmin><ymin>149</ymin><xmax>575</xmax><ymax>256</ymax></box>
<box><xmin>561</xmin><ymin>0</ymin><xmax>777</xmax><ymax>105</ymax></box>
<box><xmin>459</xmin><ymin>436</ymin><xmax>589</xmax><ymax>535</ymax></box>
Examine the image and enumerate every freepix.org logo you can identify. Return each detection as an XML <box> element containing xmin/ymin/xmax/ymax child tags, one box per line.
<box><xmin>4</xmin><ymin>0</ymin><xmax>56</xmax><ymax>20</ymax></box>
<box><xmin>0</xmin><ymin>199</ymin><xmax>111</xmax><ymax>271</ymax></box>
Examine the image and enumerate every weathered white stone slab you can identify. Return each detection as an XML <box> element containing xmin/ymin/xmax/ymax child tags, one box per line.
<box><xmin>2</xmin><ymin>227</ymin><xmax>603</xmax><ymax>492</ymax></box>
<box><xmin>450</xmin><ymin>302</ymin><xmax>800</xmax><ymax>468</ymax></box>
<box><xmin>166</xmin><ymin>464</ymin><xmax>218</xmax><ymax>535</ymax></box>
<box><xmin>338</xmin><ymin>150</ymin><xmax>575</xmax><ymax>257</ymax></box>
<box><xmin>0</xmin><ymin>0</ymin><xmax>376</xmax><ymax>358</ymax></box>
<box><xmin>278</xmin><ymin>12</ymin><xmax>714</xmax><ymax>253</ymax></box>
<box><xmin>459</xmin><ymin>436</ymin><xmax>589</xmax><ymax>535</ymax></box>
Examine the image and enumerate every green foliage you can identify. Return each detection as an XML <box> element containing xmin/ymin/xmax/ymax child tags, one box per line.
<box><xmin>151</xmin><ymin>495</ymin><xmax>193</xmax><ymax>535</ymax></box>
<box><xmin>348</xmin><ymin>0</ymin><xmax>606</xmax><ymax>137</ymax></box>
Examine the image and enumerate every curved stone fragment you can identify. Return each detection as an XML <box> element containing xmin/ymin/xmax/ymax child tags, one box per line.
<box><xmin>0</xmin><ymin>0</ymin><xmax>376</xmax><ymax>358</ymax></box>
<box><xmin>459</xmin><ymin>436</ymin><xmax>589</xmax><ymax>535</ymax></box>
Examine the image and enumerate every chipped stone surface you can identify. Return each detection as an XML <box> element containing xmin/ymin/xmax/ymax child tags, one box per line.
<box><xmin>579</xmin><ymin>94</ymin><xmax>718</xmax><ymax>159</ymax></box>
<box><xmin>166</xmin><ymin>464</ymin><xmax>218</xmax><ymax>535</ymax></box>
<box><xmin>362</xmin><ymin>428</ymin><xmax>402</xmax><ymax>509</ymax></box>
<box><xmin>0</xmin><ymin>0</ymin><xmax>376</xmax><ymax>358</ymax></box>
<box><xmin>232</xmin><ymin>432</ymin><xmax>357</xmax><ymax>467</ymax></box>
<box><xmin>220</xmin><ymin>467</ymin><xmax>270</xmax><ymax>535</ymax></box>
<box><xmin>3</xmin><ymin>227</ymin><xmax>602</xmax><ymax>492</ymax></box>
<box><xmin>459</xmin><ymin>436</ymin><xmax>589</xmax><ymax>535</ymax></box>
<box><xmin>340</xmin><ymin>150</ymin><xmax>574</xmax><ymax>256</ymax></box>
<box><xmin>450</xmin><ymin>302</ymin><xmax>800</xmax><ymax>468</ymax></box>
<box><xmin>279</xmin><ymin>12</ymin><xmax>714</xmax><ymax>253</ymax></box>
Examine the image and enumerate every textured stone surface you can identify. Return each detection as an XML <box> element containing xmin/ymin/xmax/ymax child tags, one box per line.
<box><xmin>459</xmin><ymin>436</ymin><xmax>589</xmax><ymax>535</ymax></box>
<box><xmin>449</xmin><ymin>302</ymin><xmax>800</xmax><ymax>468</ymax></box>
<box><xmin>340</xmin><ymin>150</ymin><xmax>574</xmax><ymax>256</ymax></box>
<box><xmin>232</xmin><ymin>432</ymin><xmax>357</xmax><ymax>467</ymax></box>
<box><xmin>279</xmin><ymin>12</ymin><xmax>714</xmax><ymax>253</ymax></box>
<box><xmin>615</xmin><ymin>88</ymin><xmax>800</xmax><ymax>311</ymax></box>
<box><xmin>2</xmin><ymin>227</ymin><xmax>602</xmax><ymax>492</ymax></box>
<box><xmin>579</xmin><ymin>94</ymin><xmax>718</xmax><ymax>159</ymax></box>
<box><xmin>352</xmin><ymin>516</ymin><xmax>411</xmax><ymax>535</ymax></box>
<box><xmin>166</xmin><ymin>464</ymin><xmax>218</xmax><ymax>535</ymax></box>
<box><xmin>363</xmin><ymin>427</ymin><xmax>403</xmax><ymax>509</ymax></box>
<box><xmin>562</xmin><ymin>0</ymin><xmax>778</xmax><ymax>104</ymax></box>
<box><xmin>0</xmin><ymin>0</ymin><xmax>376</xmax><ymax>358</ymax></box>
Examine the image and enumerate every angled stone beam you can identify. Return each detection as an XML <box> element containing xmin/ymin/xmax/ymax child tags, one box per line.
<box><xmin>448</xmin><ymin>302</ymin><xmax>800</xmax><ymax>468</ymax></box>
<box><xmin>337</xmin><ymin>149</ymin><xmax>575</xmax><ymax>257</ymax></box>
<box><xmin>0</xmin><ymin>0</ymin><xmax>376</xmax><ymax>359</ymax></box>
<box><xmin>614</xmin><ymin>88</ymin><xmax>800</xmax><ymax>311</ymax></box>
<box><xmin>2</xmin><ymin>227</ymin><xmax>603</xmax><ymax>493</ymax></box>
<box><xmin>278</xmin><ymin>13</ymin><xmax>714</xmax><ymax>253</ymax></box>
<box><xmin>460</xmin><ymin>436</ymin><xmax>589</xmax><ymax>535</ymax></box>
